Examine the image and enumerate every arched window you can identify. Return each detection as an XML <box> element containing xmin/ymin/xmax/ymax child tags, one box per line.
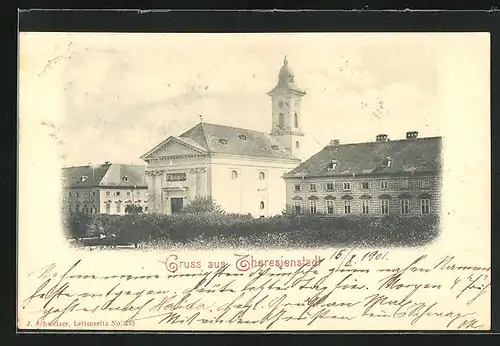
<box><xmin>260</xmin><ymin>201</ymin><xmax>265</xmax><ymax>210</ymax></box>
<box><xmin>231</xmin><ymin>170</ymin><xmax>239</xmax><ymax>179</ymax></box>
<box><xmin>294</xmin><ymin>112</ymin><xmax>298</xmax><ymax>128</ymax></box>
<box><xmin>259</xmin><ymin>172</ymin><xmax>265</xmax><ymax>180</ymax></box>
<box><xmin>278</xmin><ymin>113</ymin><xmax>284</xmax><ymax>128</ymax></box>
<box><xmin>296</xmin><ymin>141</ymin><xmax>300</xmax><ymax>148</ymax></box>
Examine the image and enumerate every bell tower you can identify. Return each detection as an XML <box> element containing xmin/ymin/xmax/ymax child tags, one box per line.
<box><xmin>268</xmin><ymin>55</ymin><xmax>306</xmax><ymax>159</ymax></box>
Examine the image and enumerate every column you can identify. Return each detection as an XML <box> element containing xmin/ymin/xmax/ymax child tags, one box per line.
<box><xmin>156</xmin><ymin>170</ymin><xmax>165</xmax><ymax>212</ymax></box>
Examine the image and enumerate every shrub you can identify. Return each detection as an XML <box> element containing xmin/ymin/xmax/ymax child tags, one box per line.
<box><xmin>62</xmin><ymin>212</ymin><xmax>440</xmax><ymax>249</ymax></box>
<box><xmin>180</xmin><ymin>197</ymin><xmax>225</xmax><ymax>214</ymax></box>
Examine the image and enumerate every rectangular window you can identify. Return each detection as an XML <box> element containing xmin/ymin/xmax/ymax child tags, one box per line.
<box><xmin>294</xmin><ymin>184</ymin><xmax>301</xmax><ymax>192</ymax></box>
<box><xmin>127</xmin><ymin>191</ymin><xmax>131</xmax><ymax>196</ymax></box>
<box><xmin>400</xmin><ymin>179</ymin><xmax>409</xmax><ymax>189</ymax></box>
<box><xmin>421</xmin><ymin>199</ymin><xmax>430</xmax><ymax>214</ymax></box>
<box><xmin>116</xmin><ymin>204</ymin><xmax>121</xmax><ymax>213</ymax></box>
<box><xmin>135</xmin><ymin>190</ymin><xmax>140</xmax><ymax>196</ymax></box>
<box><xmin>400</xmin><ymin>199</ymin><xmax>410</xmax><ymax>214</ymax></box>
<box><xmin>166</xmin><ymin>173</ymin><xmax>187</xmax><ymax>182</ymax></box>
<box><xmin>68</xmin><ymin>192</ymin><xmax>71</xmax><ymax>197</ymax></box>
<box><xmin>309</xmin><ymin>184</ymin><xmax>316</xmax><ymax>192</ymax></box>
<box><xmin>362</xmin><ymin>200</ymin><xmax>369</xmax><ymax>214</ymax></box>
<box><xmin>75</xmin><ymin>192</ymin><xmax>79</xmax><ymax>198</ymax></box>
<box><xmin>106</xmin><ymin>191</ymin><xmax>110</xmax><ymax>197</ymax></box>
<box><xmin>326</xmin><ymin>182</ymin><xmax>334</xmax><ymax>191</ymax></box>
<box><xmin>327</xmin><ymin>200</ymin><xmax>334</xmax><ymax>214</ymax></box>
<box><xmin>344</xmin><ymin>200</ymin><xmax>351</xmax><ymax>214</ymax></box>
<box><xmin>381</xmin><ymin>200</ymin><xmax>389</xmax><ymax>214</ymax></box>
<box><xmin>116</xmin><ymin>191</ymin><xmax>120</xmax><ymax>197</ymax></box>
<box><xmin>91</xmin><ymin>191</ymin><xmax>96</xmax><ymax>197</ymax></box>
<box><xmin>343</xmin><ymin>182</ymin><xmax>351</xmax><ymax>191</ymax></box>
<box><xmin>361</xmin><ymin>182</ymin><xmax>369</xmax><ymax>189</ymax></box>
<box><xmin>421</xmin><ymin>179</ymin><xmax>430</xmax><ymax>189</ymax></box>
<box><xmin>294</xmin><ymin>201</ymin><xmax>301</xmax><ymax>214</ymax></box>
<box><xmin>310</xmin><ymin>201</ymin><xmax>317</xmax><ymax>214</ymax></box>
<box><xmin>145</xmin><ymin>191</ymin><xmax>149</xmax><ymax>197</ymax></box>
<box><xmin>84</xmin><ymin>191</ymin><xmax>88</xmax><ymax>197</ymax></box>
<box><xmin>380</xmin><ymin>180</ymin><xmax>388</xmax><ymax>189</ymax></box>
<box><xmin>105</xmin><ymin>204</ymin><xmax>111</xmax><ymax>214</ymax></box>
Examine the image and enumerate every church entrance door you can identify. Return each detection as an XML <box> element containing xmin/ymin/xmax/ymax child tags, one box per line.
<box><xmin>171</xmin><ymin>197</ymin><xmax>184</xmax><ymax>214</ymax></box>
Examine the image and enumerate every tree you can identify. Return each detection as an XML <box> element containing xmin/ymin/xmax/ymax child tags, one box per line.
<box><xmin>180</xmin><ymin>197</ymin><xmax>225</xmax><ymax>214</ymax></box>
<box><xmin>125</xmin><ymin>204</ymin><xmax>143</xmax><ymax>214</ymax></box>
<box><xmin>63</xmin><ymin>212</ymin><xmax>90</xmax><ymax>239</ymax></box>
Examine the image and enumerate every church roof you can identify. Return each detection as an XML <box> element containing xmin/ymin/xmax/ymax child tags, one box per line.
<box><xmin>178</xmin><ymin>122</ymin><xmax>300</xmax><ymax>160</ymax></box>
<box><xmin>61</xmin><ymin>163</ymin><xmax>148</xmax><ymax>188</ymax></box>
<box><xmin>268</xmin><ymin>56</ymin><xmax>306</xmax><ymax>95</ymax></box>
<box><xmin>284</xmin><ymin>136</ymin><xmax>442</xmax><ymax>179</ymax></box>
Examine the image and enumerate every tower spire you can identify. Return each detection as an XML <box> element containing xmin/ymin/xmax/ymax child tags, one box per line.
<box><xmin>268</xmin><ymin>57</ymin><xmax>306</xmax><ymax>160</ymax></box>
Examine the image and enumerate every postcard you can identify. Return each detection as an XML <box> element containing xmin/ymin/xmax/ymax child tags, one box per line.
<box><xmin>17</xmin><ymin>32</ymin><xmax>491</xmax><ymax>331</ymax></box>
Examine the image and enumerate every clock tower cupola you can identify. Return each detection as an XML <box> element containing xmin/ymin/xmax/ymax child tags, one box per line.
<box><xmin>268</xmin><ymin>55</ymin><xmax>306</xmax><ymax>159</ymax></box>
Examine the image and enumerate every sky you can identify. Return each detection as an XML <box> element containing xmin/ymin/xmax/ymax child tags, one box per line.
<box><xmin>20</xmin><ymin>33</ymin><xmax>448</xmax><ymax>166</ymax></box>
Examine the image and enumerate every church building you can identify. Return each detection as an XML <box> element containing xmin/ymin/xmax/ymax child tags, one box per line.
<box><xmin>141</xmin><ymin>57</ymin><xmax>305</xmax><ymax>216</ymax></box>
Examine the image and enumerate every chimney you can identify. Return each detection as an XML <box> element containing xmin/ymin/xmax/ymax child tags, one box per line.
<box><xmin>376</xmin><ymin>134</ymin><xmax>388</xmax><ymax>142</ymax></box>
<box><xmin>104</xmin><ymin>161</ymin><xmax>110</xmax><ymax>165</ymax></box>
<box><xmin>406</xmin><ymin>131</ymin><xmax>419</xmax><ymax>139</ymax></box>
<box><xmin>329</xmin><ymin>139</ymin><xmax>340</xmax><ymax>146</ymax></box>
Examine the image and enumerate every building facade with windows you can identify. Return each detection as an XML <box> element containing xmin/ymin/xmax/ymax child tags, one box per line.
<box><xmin>283</xmin><ymin>132</ymin><xmax>442</xmax><ymax>216</ymax></box>
<box><xmin>141</xmin><ymin>57</ymin><xmax>304</xmax><ymax>216</ymax></box>
<box><xmin>61</xmin><ymin>163</ymin><xmax>149</xmax><ymax>215</ymax></box>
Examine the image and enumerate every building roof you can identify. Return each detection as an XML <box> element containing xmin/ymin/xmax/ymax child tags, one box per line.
<box><xmin>61</xmin><ymin>163</ymin><xmax>148</xmax><ymax>188</ymax></box>
<box><xmin>284</xmin><ymin>136</ymin><xmax>443</xmax><ymax>179</ymax></box>
<box><xmin>174</xmin><ymin>122</ymin><xmax>299</xmax><ymax>160</ymax></box>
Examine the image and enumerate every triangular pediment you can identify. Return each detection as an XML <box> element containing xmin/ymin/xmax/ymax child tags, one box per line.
<box><xmin>141</xmin><ymin>136</ymin><xmax>207</xmax><ymax>160</ymax></box>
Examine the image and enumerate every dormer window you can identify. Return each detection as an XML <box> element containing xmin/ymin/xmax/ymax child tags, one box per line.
<box><xmin>328</xmin><ymin>160</ymin><xmax>338</xmax><ymax>170</ymax></box>
<box><xmin>122</xmin><ymin>175</ymin><xmax>129</xmax><ymax>182</ymax></box>
<box><xmin>271</xmin><ymin>145</ymin><xmax>279</xmax><ymax>150</ymax></box>
<box><xmin>382</xmin><ymin>156</ymin><xmax>392</xmax><ymax>168</ymax></box>
<box><xmin>219</xmin><ymin>138</ymin><xmax>228</xmax><ymax>145</ymax></box>
<box><xmin>80</xmin><ymin>175</ymin><xmax>88</xmax><ymax>182</ymax></box>
<box><xmin>238</xmin><ymin>134</ymin><xmax>247</xmax><ymax>140</ymax></box>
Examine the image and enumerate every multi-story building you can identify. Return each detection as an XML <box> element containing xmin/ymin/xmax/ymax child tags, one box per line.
<box><xmin>140</xmin><ymin>56</ymin><xmax>305</xmax><ymax>216</ymax></box>
<box><xmin>61</xmin><ymin>162</ymin><xmax>149</xmax><ymax>215</ymax></box>
<box><xmin>283</xmin><ymin>132</ymin><xmax>442</xmax><ymax>216</ymax></box>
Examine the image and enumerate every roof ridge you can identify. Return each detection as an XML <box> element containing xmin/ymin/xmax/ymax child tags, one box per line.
<box><xmin>62</xmin><ymin>162</ymin><xmax>112</xmax><ymax>169</ymax></box>
<box><xmin>198</xmin><ymin>122</ymin><xmax>210</xmax><ymax>151</ymax></box>
<box><xmin>200</xmin><ymin>121</ymin><xmax>268</xmax><ymax>135</ymax></box>
<box><xmin>326</xmin><ymin>136</ymin><xmax>442</xmax><ymax>148</ymax></box>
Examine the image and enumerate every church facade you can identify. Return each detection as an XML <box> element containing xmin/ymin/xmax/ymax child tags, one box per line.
<box><xmin>141</xmin><ymin>57</ymin><xmax>305</xmax><ymax>216</ymax></box>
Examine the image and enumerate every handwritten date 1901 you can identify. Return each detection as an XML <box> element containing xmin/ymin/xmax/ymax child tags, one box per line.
<box><xmin>331</xmin><ymin>249</ymin><xmax>389</xmax><ymax>264</ymax></box>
